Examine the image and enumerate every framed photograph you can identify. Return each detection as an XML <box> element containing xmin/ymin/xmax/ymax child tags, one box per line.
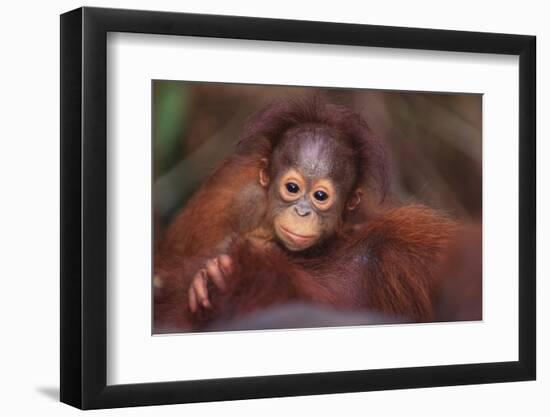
<box><xmin>60</xmin><ymin>6</ymin><xmax>536</xmax><ymax>409</ymax></box>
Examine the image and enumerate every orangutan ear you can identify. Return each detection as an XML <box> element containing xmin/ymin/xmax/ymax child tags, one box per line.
<box><xmin>347</xmin><ymin>188</ymin><xmax>363</xmax><ymax>211</ymax></box>
<box><xmin>259</xmin><ymin>158</ymin><xmax>270</xmax><ymax>187</ymax></box>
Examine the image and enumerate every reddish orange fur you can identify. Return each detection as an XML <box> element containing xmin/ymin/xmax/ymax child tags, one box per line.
<box><xmin>156</xmin><ymin>155</ymin><xmax>262</xmax><ymax>263</ymax></box>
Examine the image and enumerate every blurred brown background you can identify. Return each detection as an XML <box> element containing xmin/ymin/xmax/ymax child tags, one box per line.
<box><xmin>153</xmin><ymin>81</ymin><xmax>481</xmax><ymax>229</ymax></box>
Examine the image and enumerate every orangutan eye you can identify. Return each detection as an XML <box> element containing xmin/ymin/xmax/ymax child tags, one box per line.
<box><xmin>313</xmin><ymin>190</ymin><xmax>329</xmax><ymax>201</ymax></box>
<box><xmin>286</xmin><ymin>182</ymin><xmax>300</xmax><ymax>193</ymax></box>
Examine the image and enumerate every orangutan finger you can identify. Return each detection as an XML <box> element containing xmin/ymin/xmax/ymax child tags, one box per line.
<box><xmin>218</xmin><ymin>254</ymin><xmax>233</xmax><ymax>277</ymax></box>
<box><xmin>188</xmin><ymin>286</ymin><xmax>198</xmax><ymax>313</ymax></box>
<box><xmin>193</xmin><ymin>270</ymin><xmax>211</xmax><ymax>308</ymax></box>
<box><xmin>205</xmin><ymin>258</ymin><xmax>227</xmax><ymax>291</ymax></box>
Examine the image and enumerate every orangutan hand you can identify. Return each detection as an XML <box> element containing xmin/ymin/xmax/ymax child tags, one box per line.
<box><xmin>188</xmin><ymin>254</ymin><xmax>233</xmax><ymax>313</ymax></box>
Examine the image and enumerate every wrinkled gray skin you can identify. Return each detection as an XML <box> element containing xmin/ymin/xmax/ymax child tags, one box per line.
<box><xmin>267</xmin><ymin>124</ymin><xmax>358</xmax><ymax>245</ymax></box>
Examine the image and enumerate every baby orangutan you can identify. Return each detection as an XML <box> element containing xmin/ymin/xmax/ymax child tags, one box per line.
<box><xmin>154</xmin><ymin>97</ymin><xmax>458</xmax><ymax>332</ymax></box>
<box><xmin>187</xmin><ymin>122</ymin><xmax>365</xmax><ymax>312</ymax></box>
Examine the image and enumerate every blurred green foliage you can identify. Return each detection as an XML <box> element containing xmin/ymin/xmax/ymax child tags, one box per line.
<box><xmin>153</xmin><ymin>82</ymin><xmax>189</xmax><ymax>177</ymax></box>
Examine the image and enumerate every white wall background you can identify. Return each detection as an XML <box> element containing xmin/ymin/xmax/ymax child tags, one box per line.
<box><xmin>0</xmin><ymin>0</ymin><xmax>546</xmax><ymax>415</ymax></box>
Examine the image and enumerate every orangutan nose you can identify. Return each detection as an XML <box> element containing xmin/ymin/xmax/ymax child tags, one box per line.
<box><xmin>295</xmin><ymin>206</ymin><xmax>311</xmax><ymax>217</ymax></box>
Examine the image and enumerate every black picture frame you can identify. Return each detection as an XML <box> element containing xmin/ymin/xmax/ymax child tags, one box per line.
<box><xmin>60</xmin><ymin>6</ymin><xmax>536</xmax><ymax>410</ymax></box>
